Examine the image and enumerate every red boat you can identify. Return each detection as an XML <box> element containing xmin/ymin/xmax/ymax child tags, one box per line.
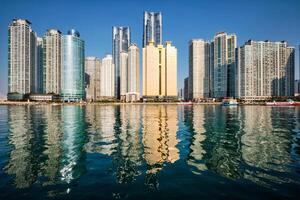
<box><xmin>266</xmin><ymin>99</ymin><xmax>300</xmax><ymax>106</ymax></box>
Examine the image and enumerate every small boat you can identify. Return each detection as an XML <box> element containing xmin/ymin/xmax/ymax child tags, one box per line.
<box><xmin>222</xmin><ymin>98</ymin><xmax>238</xmax><ymax>106</ymax></box>
<box><xmin>179</xmin><ymin>101</ymin><xmax>193</xmax><ymax>105</ymax></box>
<box><xmin>266</xmin><ymin>99</ymin><xmax>300</xmax><ymax>106</ymax></box>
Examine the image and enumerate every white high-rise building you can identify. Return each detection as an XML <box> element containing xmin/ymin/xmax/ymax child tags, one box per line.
<box><xmin>85</xmin><ymin>57</ymin><xmax>101</xmax><ymax>101</ymax></box>
<box><xmin>127</xmin><ymin>44</ymin><xmax>140</xmax><ymax>101</ymax></box>
<box><xmin>43</xmin><ymin>29</ymin><xmax>61</xmax><ymax>94</ymax></box>
<box><xmin>188</xmin><ymin>39</ymin><xmax>212</xmax><ymax>100</ymax></box>
<box><xmin>120</xmin><ymin>51</ymin><xmax>128</xmax><ymax>99</ymax></box>
<box><xmin>237</xmin><ymin>40</ymin><xmax>295</xmax><ymax>100</ymax></box>
<box><xmin>100</xmin><ymin>55</ymin><xmax>115</xmax><ymax>98</ymax></box>
<box><xmin>8</xmin><ymin>19</ymin><xmax>37</xmax><ymax>98</ymax></box>
<box><xmin>119</xmin><ymin>44</ymin><xmax>140</xmax><ymax>102</ymax></box>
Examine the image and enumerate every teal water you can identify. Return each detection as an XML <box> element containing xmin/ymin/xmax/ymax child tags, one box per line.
<box><xmin>0</xmin><ymin>105</ymin><xmax>299</xmax><ymax>199</ymax></box>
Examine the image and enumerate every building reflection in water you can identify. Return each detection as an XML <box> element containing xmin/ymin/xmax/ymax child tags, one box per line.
<box><xmin>142</xmin><ymin>105</ymin><xmax>179</xmax><ymax>189</ymax></box>
<box><xmin>3</xmin><ymin>104</ymin><xmax>299</xmax><ymax>196</ymax></box>
<box><xmin>188</xmin><ymin>105</ymin><xmax>241</xmax><ymax>179</ymax></box>
<box><xmin>5</xmin><ymin>106</ymin><xmax>48</xmax><ymax>188</ymax></box>
<box><xmin>241</xmin><ymin>106</ymin><xmax>295</xmax><ymax>186</ymax></box>
<box><xmin>186</xmin><ymin>105</ymin><xmax>207</xmax><ymax>174</ymax></box>
<box><xmin>86</xmin><ymin>105</ymin><xmax>117</xmax><ymax>156</ymax></box>
<box><xmin>6</xmin><ymin>106</ymin><xmax>36</xmax><ymax>188</ymax></box>
<box><xmin>60</xmin><ymin>106</ymin><xmax>87</xmax><ymax>184</ymax></box>
<box><xmin>42</xmin><ymin>105</ymin><xmax>62</xmax><ymax>186</ymax></box>
<box><xmin>112</xmin><ymin>105</ymin><xmax>143</xmax><ymax>183</ymax></box>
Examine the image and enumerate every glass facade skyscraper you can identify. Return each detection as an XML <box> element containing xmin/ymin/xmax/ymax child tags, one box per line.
<box><xmin>61</xmin><ymin>29</ymin><xmax>85</xmax><ymax>101</ymax></box>
<box><xmin>143</xmin><ymin>11</ymin><xmax>162</xmax><ymax>47</ymax></box>
<box><xmin>36</xmin><ymin>37</ymin><xmax>44</xmax><ymax>93</ymax></box>
<box><xmin>213</xmin><ymin>32</ymin><xmax>237</xmax><ymax>98</ymax></box>
<box><xmin>112</xmin><ymin>26</ymin><xmax>130</xmax><ymax>99</ymax></box>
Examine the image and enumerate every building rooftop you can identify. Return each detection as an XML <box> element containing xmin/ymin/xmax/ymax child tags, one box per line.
<box><xmin>67</xmin><ymin>29</ymin><xmax>80</xmax><ymax>37</ymax></box>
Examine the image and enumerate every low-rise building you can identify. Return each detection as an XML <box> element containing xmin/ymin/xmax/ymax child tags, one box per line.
<box><xmin>29</xmin><ymin>93</ymin><xmax>60</xmax><ymax>101</ymax></box>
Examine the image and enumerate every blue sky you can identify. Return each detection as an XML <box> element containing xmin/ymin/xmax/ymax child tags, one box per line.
<box><xmin>1</xmin><ymin>0</ymin><xmax>300</xmax><ymax>96</ymax></box>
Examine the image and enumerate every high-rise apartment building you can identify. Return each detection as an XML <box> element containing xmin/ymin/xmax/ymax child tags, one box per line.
<box><xmin>188</xmin><ymin>39</ymin><xmax>213</xmax><ymax>100</ymax></box>
<box><xmin>237</xmin><ymin>40</ymin><xmax>295</xmax><ymax>100</ymax></box>
<box><xmin>36</xmin><ymin>37</ymin><xmax>43</xmax><ymax>93</ymax></box>
<box><xmin>8</xmin><ymin>19</ymin><xmax>37</xmax><ymax>98</ymax></box>
<box><xmin>295</xmin><ymin>80</ymin><xmax>300</xmax><ymax>96</ymax></box>
<box><xmin>120</xmin><ymin>51</ymin><xmax>128</xmax><ymax>99</ymax></box>
<box><xmin>127</xmin><ymin>44</ymin><xmax>140</xmax><ymax>101</ymax></box>
<box><xmin>142</xmin><ymin>41</ymin><xmax>177</xmax><ymax>100</ymax></box>
<box><xmin>213</xmin><ymin>32</ymin><xmax>237</xmax><ymax>98</ymax></box>
<box><xmin>85</xmin><ymin>57</ymin><xmax>101</xmax><ymax>101</ymax></box>
<box><xmin>43</xmin><ymin>29</ymin><xmax>61</xmax><ymax>94</ymax></box>
<box><xmin>112</xmin><ymin>26</ymin><xmax>131</xmax><ymax>99</ymax></box>
<box><xmin>143</xmin><ymin>11</ymin><xmax>162</xmax><ymax>47</ymax></box>
<box><xmin>61</xmin><ymin>29</ymin><xmax>85</xmax><ymax>101</ymax></box>
<box><xmin>119</xmin><ymin>44</ymin><xmax>140</xmax><ymax>102</ymax></box>
<box><xmin>100</xmin><ymin>54</ymin><xmax>115</xmax><ymax>98</ymax></box>
<box><xmin>184</xmin><ymin>77</ymin><xmax>189</xmax><ymax>101</ymax></box>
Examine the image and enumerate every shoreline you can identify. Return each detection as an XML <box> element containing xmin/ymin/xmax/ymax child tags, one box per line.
<box><xmin>0</xmin><ymin>101</ymin><xmax>272</xmax><ymax>106</ymax></box>
<box><xmin>0</xmin><ymin>101</ymin><xmax>221</xmax><ymax>106</ymax></box>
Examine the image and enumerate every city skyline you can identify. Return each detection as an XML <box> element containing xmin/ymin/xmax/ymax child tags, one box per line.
<box><xmin>1</xmin><ymin>0</ymin><xmax>300</xmax><ymax>96</ymax></box>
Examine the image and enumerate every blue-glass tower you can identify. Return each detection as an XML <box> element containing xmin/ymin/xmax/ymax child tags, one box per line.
<box><xmin>61</xmin><ymin>29</ymin><xmax>85</xmax><ymax>101</ymax></box>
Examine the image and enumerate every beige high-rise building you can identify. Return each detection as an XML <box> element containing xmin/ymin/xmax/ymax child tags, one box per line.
<box><xmin>237</xmin><ymin>40</ymin><xmax>295</xmax><ymax>100</ymax></box>
<box><xmin>85</xmin><ymin>57</ymin><xmax>101</xmax><ymax>101</ymax></box>
<box><xmin>100</xmin><ymin>54</ymin><xmax>115</xmax><ymax>99</ymax></box>
<box><xmin>43</xmin><ymin>29</ymin><xmax>61</xmax><ymax>94</ymax></box>
<box><xmin>142</xmin><ymin>41</ymin><xmax>177</xmax><ymax>100</ymax></box>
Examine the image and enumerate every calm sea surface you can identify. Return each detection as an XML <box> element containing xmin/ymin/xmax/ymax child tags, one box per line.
<box><xmin>0</xmin><ymin>104</ymin><xmax>299</xmax><ymax>199</ymax></box>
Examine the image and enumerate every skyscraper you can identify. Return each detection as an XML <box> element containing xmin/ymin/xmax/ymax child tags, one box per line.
<box><xmin>143</xmin><ymin>11</ymin><xmax>162</xmax><ymax>47</ymax></box>
<box><xmin>165</xmin><ymin>41</ymin><xmax>177</xmax><ymax>97</ymax></box>
<box><xmin>8</xmin><ymin>19</ymin><xmax>37</xmax><ymax>98</ymax></box>
<box><xmin>100</xmin><ymin>54</ymin><xmax>115</xmax><ymax>98</ymax></box>
<box><xmin>120</xmin><ymin>51</ymin><xmax>128</xmax><ymax>100</ymax></box>
<box><xmin>184</xmin><ymin>77</ymin><xmax>189</xmax><ymax>101</ymax></box>
<box><xmin>127</xmin><ymin>44</ymin><xmax>140</xmax><ymax>101</ymax></box>
<box><xmin>188</xmin><ymin>39</ymin><xmax>212</xmax><ymax>100</ymax></box>
<box><xmin>237</xmin><ymin>40</ymin><xmax>295</xmax><ymax>100</ymax></box>
<box><xmin>112</xmin><ymin>26</ymin><xmax>131</xmax><ymax>99</ymax></box>
<box><xmin>43</xmin><ymin>29</ymin><xmax>61</xmax><ymax>94</ymax></box>
<box><xmin>119</xmin><ymin>44</ymin><xmax>140</xmax><ymax>102</ymax></box>
<box><xmin>295</xmin><ymin>80</ymin><xmax>300</xmax><ymax>96</ymax></box>
<box><xmin>85</xmin><ymin>57</ymin><xmax>101</xmax><ymax>101</ymax></box>
<box><xmin>36</xmin><ymin>37</ymin><xmax>43</xmax><ymax>93</ymax></box>
<box><xmin>142</xmin><ymin>41</ymin><xmax>177</xmax><ymax>100</ymax></box>
<box><xmin>61</xmin><ymin>29</ymin><xmax>85</xmax><ymax>102</ymax></box>
<box><xmin>213</xmin><ymin>32</ymin><xmax>237</xmax><ymax>98</ymax></box>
